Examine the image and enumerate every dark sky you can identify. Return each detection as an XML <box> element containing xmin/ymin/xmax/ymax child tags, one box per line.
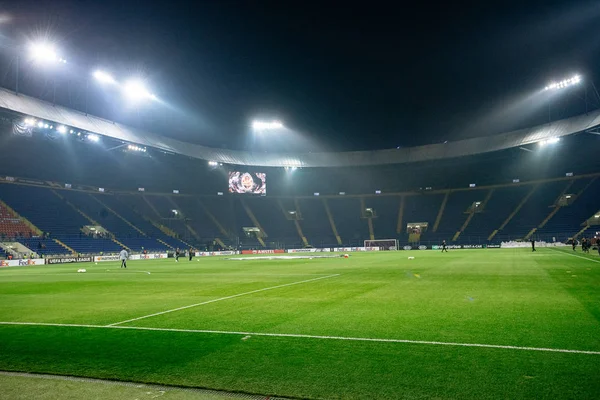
<box><xmin>1</xmin><ymin>0</ymin><xmax>600</xmax><ymax>152</ymax></box>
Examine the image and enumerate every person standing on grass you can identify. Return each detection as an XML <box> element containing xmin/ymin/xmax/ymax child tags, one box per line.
<box><xmin>175</xmin><ymin>248</ymin><xmax>180</xmax><ymax>262</ymax></box>
<box><xmin>119</xmin><ymin>248</ymin><xmax>128</xmax><ymax>268</ymax></box>
<box><xmin>441</xmin><ymin>240</ymin><xmax>448</xmax><ymax>252</ymax></box>
<box><xmin>572</xmin><ymin>239</ymin><xmax>577</xmax><ymax>251</ymax></box>
<box><xmin>531</xmin><ymin>238</ymin><xmax>536</xmax><ymax>252</ymax></box>
<box><xmin>189</xmin><ymin>248</ymin><xmax>194</xmax><ymax>261</ymax></box>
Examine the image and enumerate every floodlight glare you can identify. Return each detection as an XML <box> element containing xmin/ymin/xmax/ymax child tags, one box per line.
<box><xmin>544</xmin><ymin>75</ymin><xmax>581</xmax><ymax>91</ymax></box>
<box><xmin>93</xmin><ymin>70</ymin><xmax>117</xmax><ymax>85</ymax></box>
<box><xmin>208</xmin><ymin>161</ymin><xmax>218</xmax><ymax>166</ymax></box>
<box><xmin>252</xmin><ymin>120</ymin><xmax>284</xmax><ymax>131</ymax></box>
<box><xmin>87</xmin><ymin>134</ymin><xmax>100</xmax><ymax>142</ymax></box>
<box><xmin>23</xmin><ymin>118</ymin><xmax>36</xmax><ymax>126</ymax></box>
<box><xmin>29</xmin><ymin>42</ymin><xmax>66</xmax><ymax>64</ymax></box>
<box><xmin>123</xmin><ymin>80</ymin><xmax>156</xmax><ymax>101</ymax></box>
<box><xmin>539</xmin><ymin>137</ymin><xmax>560</xmax><ymax>146</ymax></box>
<box><xmin>57</xmin><ymin>125</ymin><xmax>67</xmax><ymax>134</ymax></box>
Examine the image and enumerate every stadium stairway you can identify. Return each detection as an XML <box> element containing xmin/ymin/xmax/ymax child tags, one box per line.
<box><xmin>404</xmin><ymin>193</ymin><xmax>445</xmax><ymax>244</ymax></box>
<box><xmin>89</xmin><ymin>195</ymin><xmax>174</xmax><ymax>252</ymax></box>
<box><xmin>536</xmin><ymin>177</ymin><xmax>600</xmax><ymax>241</ymax></box>
<box><xmin>232</xmin><ymin>198</ymin><xmax>262</xmax><ymax>248</ymax></box>
<box><xmin>247</xmin><ymin>198</ymin><xmax>298</xmax><ymax>247</ymax></box>
<box><xmin>297</xmin><ymin>198</ymin><xmax>337</xmax><ymax>247</ymax></box>
<box><xmin>453</xmin><ymin>189</ymin><xmax>494</xmax><ymax>242</ymax></box>
<box><xmin>329</xmin><ymin>198</ymin><xmax>365</xmax><ymax>245</ymax></box>
<box><xmin>523</xmin><ymin>180</ymin><xmax>574</xmax><ymax>240</ymax></box>
<box><xmin>501</xmin><ymin>180</ymin><xmax>567</xmax><ymax>241</ymax></box>
<box><xmin>488</xmin><ymin>185</ymin><xmax>538</xmax><ymax>241</ymax></box>
<box><xmin>292</xmin><ymin>199</ymin><xmax>310</xmax><ymax>247</ymax></box>
<box><xmin>432</xmin><ymin>192</ymin><xmax>449</xmax><ymax>233</ymax></box>
<box><xmin>240</xmin><ymin>199</ymin><xmax>267</xmax><ymax>247</ymax></box>
<box><xmin>323</xmin><ymin>199</ymin><xmax>343</xmax><ymax>245</ymax></box>
<box><xmin>369</xmin><ymin>195</ymin><xmax>400</xmax><ymax>242</ymax></box>
<box><xmin>197</xmin><ymin>198</ymin><xmax>232</xmax><ymax>247</ymax></box>
<box><xmin>167</xmin><ymin>196</ymin><xmax>220</xmax><ymax>245</ymax></box>
<box><xmin>165</xmin><ymin>196</ymin><xmax>202</xmax><ymax>244</ymax></box>
<box><xmin>438</xmin><ymin>190</ymin><xmax>485</xmax><ymax>243</ymax></box>
<box><xmin>360</xmin><ymin>198</ymin><xmax>375</xmax><ymax>241</ymax></box>
<box><xmin>277</xmin><ymin>199</ymin><xmax>308</xmax><ymax>247</ymax></box>
<box><xmin>462</xmin><ymin>185</ymin><xmax>528</xmax><ymax>243</ymax></box>
<box><xmin>396</xmin><ymin>195</ymin><xmax>405</xmax><ymax>235</ymax></box>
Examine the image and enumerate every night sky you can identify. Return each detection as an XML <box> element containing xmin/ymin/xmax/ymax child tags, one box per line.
<box><xmin>1</xmin><ymin>0</ymin><xmax>599</xmax><ymax>152</ymax></box>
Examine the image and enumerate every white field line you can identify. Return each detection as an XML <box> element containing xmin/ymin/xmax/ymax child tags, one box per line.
<box><xmin>107</xmin><ymin>274</ymin><xmax>340</xmax><ymax>326</ymax></box>
<box><xmin>551</xmin><ymin>248</ymin><xmax>600</xmax><ymax>264</ymax></box>
<box><xmin>0</xmin><ymin>321</ymin><xmax>599</xmax><ymax>355</ymax></box>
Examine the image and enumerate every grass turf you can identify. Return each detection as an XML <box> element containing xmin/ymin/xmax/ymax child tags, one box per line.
<box><xmin>0</xmin><ymin>248</ymin><xmax>599</xmax><ymax>399</ymax></box>
<box><xmin>0</xmin><ymin>373</ymin><xmax>248</xmax><ymax>400</ymax></box>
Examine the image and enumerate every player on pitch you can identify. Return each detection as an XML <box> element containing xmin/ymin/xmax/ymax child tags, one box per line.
<box><xmin>441</xmin><ymin>240</ymin><xmax>448</xmax><ymax>252</ymax></box>
<box><xmin>119</xmin><ymin>248</ymin><xmax>128</xmax><ymax>268</ymax></box>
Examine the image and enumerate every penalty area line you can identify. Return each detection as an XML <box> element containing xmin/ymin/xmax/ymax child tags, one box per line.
<box><xmin>0</xmin><ymin>321</ymin><xmax>599</xmax><ymax>355</ymax></box>
<box><xmin>107</xmin><ymin>273</ymin><xmax>341</xmax><ymax>326</ymax></box>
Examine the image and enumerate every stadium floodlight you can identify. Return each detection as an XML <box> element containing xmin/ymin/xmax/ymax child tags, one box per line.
<box><xmin>595</xmin><ymin>215</ymin><xmax>600</xmax><ymax>218</ymax></box>
<box><xmin>93</xmin><ymin>70</ymin><xmax>117</xmax><ymax>85</ymax></box>
<box><xmin>23</xmin><ymin>118</ymin><xmax>36</xmax><ymax>126</ymax></box>
<box><xmin>252</xmin><ymin>120</ymin><xmax>284</xmax><ymax>131</ymax></box>
<box><xmin>44</xmin><ymin>123</ymin><xmax>49</xmax><ymax>129</ymax></box>
<box><xmin>208</xmin><ymin>161</ymin><xmax>219</xmax><ymax>166</ymax></box>
<box><xmin>29</xmin><ymin>42</ymin><xmax>66</xmax><ymax>64</ymax></box>
<box><xmin>57</xmin><ymin>125</ymin><xmax>67</xmax><ymax>134</ymax></box>
<box><xmin>127</xmin><ymin>144</ymin><xmax>146</xmax><ymax>152</ymax></box>
<box><xmin>544</xmin><ymin>75</ymin><xmax>581</xmax><ymax>91</ymax></box>
<box><xmin>87</xmin><ymin>134</ymin><xmax>99</xmax><ymax>142</ymax></box>
<box><xmin>172</xmin><ymin>209</ymin><xmax>178</xmax><ymax>216</ymax></box>
<box><xmin>123</xmin><ymin>80</ymin><xmax>156</xmax><ymax>102</ymax></box>
<box><xmin>539</xmin><ymin>137</ymin><xmax>560</xmax><ymax>146</ymax></box>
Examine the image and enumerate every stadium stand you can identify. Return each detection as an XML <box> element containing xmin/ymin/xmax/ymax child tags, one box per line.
<box><xmin>0</xmin><ymin>185</ymin><xmax>121</xmax><ymax>255</ymax></box>
<box><xmin>0</xmin><ymin>201</ymin><xmax>35</xmax><ymax>239</ymax></box>
<box><xmin>1</xmin><ymin>173</ymin><xmax>599</xmax><ymax>252</ymax></box>
<box><xmin>92</xmin><ymin>194</ymin><xmax>189</xmax><ymax>251</ymax></box>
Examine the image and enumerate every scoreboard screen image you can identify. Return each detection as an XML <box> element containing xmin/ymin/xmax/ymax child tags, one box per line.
<box><xmin>228</xmin><ymin>172</ymin><xmax>266</xmax><ymax>194</ymax></box>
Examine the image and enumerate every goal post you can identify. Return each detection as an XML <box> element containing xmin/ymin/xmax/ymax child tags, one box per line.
<box><xmin>364</xmin><ymin>239</ymin><xmax>398</xmax><ymax>250</ymax></box>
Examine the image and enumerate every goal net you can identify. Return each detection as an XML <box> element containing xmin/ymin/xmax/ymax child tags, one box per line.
<box><xmin>364</xmin><ymin>239</ymin><xmax>398</xmax><ymax>250</ymax></box>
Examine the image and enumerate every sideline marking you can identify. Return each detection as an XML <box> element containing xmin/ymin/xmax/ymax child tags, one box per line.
<box><xmin>0</xmin><ymin>321</ymin><xmax>598</xmax><ymax>355</ymax></box>
<box><xmin>551</xmin><ymin>248</ymin><xmax>600</xmax><ymax>264</ymax></box>
<box><xmin>107</xmin><ymin>274</ymin><xmax>341</xmax><ymax>326</ymax></box>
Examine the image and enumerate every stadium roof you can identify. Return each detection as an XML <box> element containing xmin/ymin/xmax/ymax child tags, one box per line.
<box><xmin>1</xmin><ymin>87</ymin><xmax>600</xmax><ymax>168</ymax></box>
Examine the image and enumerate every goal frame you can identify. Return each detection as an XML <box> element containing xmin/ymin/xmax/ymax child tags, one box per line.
<box><xmin>364</xmin><ymin>239</ymin><xmax>398</xmax><ymax>250</ymax></box>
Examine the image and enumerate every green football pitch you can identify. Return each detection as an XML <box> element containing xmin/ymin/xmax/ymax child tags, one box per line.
<box><xmin>0</xmin><ymin>248</ymin><xmax>599</xmax><ymax>400</ymax></box>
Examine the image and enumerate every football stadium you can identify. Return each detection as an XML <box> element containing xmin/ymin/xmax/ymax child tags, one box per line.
<box><xmin>1</xmin><ymin>2</ymin><xmax>600</xmax><ymax>400</ymax></box>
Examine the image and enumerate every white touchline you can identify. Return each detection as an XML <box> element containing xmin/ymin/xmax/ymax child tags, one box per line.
<box><xmin>0</xmin><ymin>321</ymin><xmax>598</xmax><ymax>355</ymax></box>
<box><xmin>107</xmin><ymin>274</ymin><xmax>341</xmax><ymax>326</ymax></box>
<box><xmin>551</xmin><ymin>248</ymin><xmax>600</xmax><ymax>264</ymax></box>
